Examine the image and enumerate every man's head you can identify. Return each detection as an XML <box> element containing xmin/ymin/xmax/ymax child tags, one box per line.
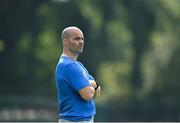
<box><xmin>61</xmin><ymin>26</ymin><xmax>84</xmax><ymax>55</ymax></box>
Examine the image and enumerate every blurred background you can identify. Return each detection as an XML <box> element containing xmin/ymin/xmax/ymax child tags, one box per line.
<box><xmin>0</xmin><ymin>0</ymin><xmax>180</xmax><ymax>122</ymax></box>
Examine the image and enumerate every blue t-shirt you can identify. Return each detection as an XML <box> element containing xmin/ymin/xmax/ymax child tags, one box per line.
<box><xmin>55</xmin><ymin>56</ymin><xmax>96</xmax><ymax>121</ymax></box>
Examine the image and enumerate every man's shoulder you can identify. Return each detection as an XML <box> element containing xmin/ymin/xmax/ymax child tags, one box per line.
<box><xmin>59</xmin><ymin>57</ymin><xmax>73</xmax><ymax>64</ymax></box>
<box><xmin>58</xmin><ymin>57</ymin><xmax>77</xmax><ymax>69</ymax></box>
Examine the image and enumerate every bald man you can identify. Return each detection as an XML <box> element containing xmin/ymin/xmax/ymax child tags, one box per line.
<box><xmin>55</xmin><ymin>26</ymin><xmax>101</xmax><ymax>122</ymax></box>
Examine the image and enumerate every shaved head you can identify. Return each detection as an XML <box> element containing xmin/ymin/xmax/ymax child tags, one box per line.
<box><xmin>61</xmin><ymin>26</ymin><xmax>82</xmax><ymax>40</ymax></box>
<box><xmin>61</xmin><ymin>26</ymin><xmax>84</xmax><ymax>55</ymax></box>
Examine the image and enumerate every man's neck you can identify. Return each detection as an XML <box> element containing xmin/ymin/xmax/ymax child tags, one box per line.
<box><xmin>62</xmin><ymin>50</ymin><xmax>78</xmax><ymax>61</ymax></box>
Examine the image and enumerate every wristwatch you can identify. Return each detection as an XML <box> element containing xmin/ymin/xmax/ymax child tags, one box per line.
<box><xmin>94</xmin><ymin>81</ymin><xmax>99</xmax><ymax>90</ymax></box>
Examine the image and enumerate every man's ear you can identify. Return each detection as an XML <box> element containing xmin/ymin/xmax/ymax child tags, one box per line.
<box><xmin>63</xmin><ymin>39</ymin><xmax>69</xmax><ymax>46</ymax></box>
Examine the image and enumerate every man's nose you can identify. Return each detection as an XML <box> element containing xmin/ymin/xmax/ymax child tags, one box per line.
<box><xmin>79</xmin><ymin>39</ymin><xmax>84</xmax><ymax>43</ymax></box>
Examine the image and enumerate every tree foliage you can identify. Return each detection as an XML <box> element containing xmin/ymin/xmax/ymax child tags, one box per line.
<box><xmin>0</xmin><ymin>0</ymin><xmax>180</xmax><ymax>121</ymax></box>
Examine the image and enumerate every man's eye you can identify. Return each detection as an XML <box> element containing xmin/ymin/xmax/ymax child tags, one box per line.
<box><xmin>74</xmin><ymin>37</ymin><xmax>84</xmax><ymax>40</ymax></box>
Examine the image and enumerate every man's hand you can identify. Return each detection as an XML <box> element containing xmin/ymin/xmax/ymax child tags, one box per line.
<box><xmin>89</xmin><ymin>80</ymin><xmax>97</xmax><ymax>88</ymax></box>
<box><xmin>89</xmin><ymin>80</ymin><xmax>101</xmax><ymax>97</ymax></box>
<box><xmin>94</xmin><ymin>86</ymin><xmax>101</xmax><ymax>97</ymax></box>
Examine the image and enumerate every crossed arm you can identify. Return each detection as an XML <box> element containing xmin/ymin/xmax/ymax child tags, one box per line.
<box><xmin>79</xmin><ymin>80</ymin><xmax>101</xmax><ymax>101</ymax></box>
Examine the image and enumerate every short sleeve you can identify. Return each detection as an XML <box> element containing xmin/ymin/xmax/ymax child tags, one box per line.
<box><xmin>64</xmin><ymin>63</ymin><xmax>90</xmax><ymax>92</ymax></box>
<box><xmin>89</xmin><ymin>75</ymin><xmax>94</xmax><ymax>81</ymax></box>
